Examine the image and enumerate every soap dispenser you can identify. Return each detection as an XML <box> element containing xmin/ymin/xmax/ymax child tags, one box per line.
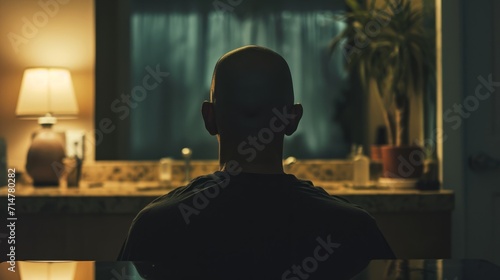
<box><xmin>353</xmin><ymin>146</ymin><xmax>370</xmax><ymax>187</ymax></box>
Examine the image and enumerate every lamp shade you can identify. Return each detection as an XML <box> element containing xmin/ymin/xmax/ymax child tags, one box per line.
<box><xmin>15</xmin><ymin>68</ymin><xmax>78</xmax><ymax>118</ymax></box>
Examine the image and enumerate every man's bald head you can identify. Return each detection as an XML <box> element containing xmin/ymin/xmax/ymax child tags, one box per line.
<box><xmin>202</xmin><ymin>45</ymin><xmax>302</xmax><ymax>169</ymax></box>
<box><xmin>211</xmin><ymin>45</ymin><xmax>294</xmax><ymax>116</ymax></box>
<box><xmin>202</xmin><ymin>45</ymin><xmax>302</xmax><ymax>170</ymax></box>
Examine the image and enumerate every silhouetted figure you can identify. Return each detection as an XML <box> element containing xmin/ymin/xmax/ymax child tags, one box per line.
<box><xmin>118</xmin><ymin>45</ymin><xmax>395</xmax><ymax>279</ymax></box>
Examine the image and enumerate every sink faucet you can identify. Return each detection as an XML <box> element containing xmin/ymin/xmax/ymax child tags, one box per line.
<box><xmin>284</xmin><ymin>156</ymin><xmax>297</xmax><ymax>173</ymax></box>
<box><xmin>181</xmin><ymin>148</ymin><xmax>192</xmax><ymax>183</ymax></box>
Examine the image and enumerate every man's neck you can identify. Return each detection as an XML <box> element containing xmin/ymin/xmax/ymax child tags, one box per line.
<box><xmin>218</xmin><ymin>140</ymin><xmax>285</xmax><ymax>174</ymax></box>
<box><xmin>220</xmin><ymin>160</ymin><xmax>285</xmax><ymax>174</ymax></box>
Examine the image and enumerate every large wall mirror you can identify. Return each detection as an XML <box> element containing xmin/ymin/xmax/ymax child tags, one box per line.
<box><xmin>95</xmin><ymin>0</ymin><xmax>436</xmax><ymax>160</ymax></box>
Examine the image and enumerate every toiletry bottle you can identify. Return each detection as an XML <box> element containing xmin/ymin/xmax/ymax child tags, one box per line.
<box><xmin>353</xmin><ymin>146</ymin><xmax>370</xmax><ymax>187</ymax></box>
<box><xmin>159</xmin><ymin>158</ymin><xmax>173</xmax><ymax>183</ymax></box>
<box><xmin>347</xmin><ymin>143</ymin><xmax>357</xmax><ymax>160</ymax></box>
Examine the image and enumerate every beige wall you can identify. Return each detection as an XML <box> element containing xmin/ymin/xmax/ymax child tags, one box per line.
<box><xmin>0</xmin><ymin>0</ymin><xmax>95</xmax><ymax>172</ymax></box>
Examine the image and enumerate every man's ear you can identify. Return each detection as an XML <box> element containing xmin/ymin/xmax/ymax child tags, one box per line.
<box><xmin>202</xmin><ymin>101</ymin><xmax>218</xmax><ymax>135</ymax></box>
<box><xmin>284</xmin><ymin>104</ymin><xmax>303</xmax><ymax>136</ymax></box>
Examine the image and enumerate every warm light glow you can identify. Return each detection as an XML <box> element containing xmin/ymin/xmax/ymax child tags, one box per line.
<box><xmin>436</xmin><ymin>0</ymin><xmax>443</xmax><ymax>183</ymax></box>
<box><xmin>15</xmin><ymin>68</ymin><xmax>78</xmax><ymax>118</ymax></box>
<box><xmin>181</xmin><ymin>147</ymin><xmax>192</xmax><ymax>157</ymax></box>
<box><xmin>18</xmin><ymin>261</ymin><xmax>77</xmax><ymax>280</ymax></box>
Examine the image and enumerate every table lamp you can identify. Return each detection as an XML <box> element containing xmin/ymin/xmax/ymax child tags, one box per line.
<box><xmin>16</xmin><ymin>68</ymin><xmax>78</xmax><ymax>186</ymax></box>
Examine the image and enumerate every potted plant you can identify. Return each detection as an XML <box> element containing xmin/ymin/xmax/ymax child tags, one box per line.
<box><xmin>330</xmin><ymin>0</ymin><xmax>434</xmax><ymax>185</ymax></box>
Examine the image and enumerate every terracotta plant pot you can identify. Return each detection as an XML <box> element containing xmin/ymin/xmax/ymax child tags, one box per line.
<box><xmin>380</xmin><ymin>145</ymin><xmax>424</xmax><ymax>179</ymax></box>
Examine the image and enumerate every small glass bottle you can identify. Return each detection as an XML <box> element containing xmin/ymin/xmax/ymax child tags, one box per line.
<box><xmin>353</xmin><ymin>146</ymin><xmax>370</xmax><ymax>187</ymax></box>
<box><xmin>347</xmin><ymin>143</ymin><xmax>358</xmax><ymax>160</ymax></box>
<box><xmin>159</xmin><ymin>158</ymin><xmax>173</xmax><ymax>183</ymax></box>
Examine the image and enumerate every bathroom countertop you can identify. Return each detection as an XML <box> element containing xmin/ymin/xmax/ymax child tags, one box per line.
<box><xmin>0</xmin><ymin>181</ymin><xmax>454</xmax><ymax>214</ymax></box>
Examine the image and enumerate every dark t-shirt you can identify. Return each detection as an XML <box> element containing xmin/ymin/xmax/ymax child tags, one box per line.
<box><xmin>118</xmin><ymin>172</ymin><xmax>395</xmax><ymax>279</ymax></box>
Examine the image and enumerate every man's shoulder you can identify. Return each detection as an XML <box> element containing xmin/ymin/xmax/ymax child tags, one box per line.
<box><xmin>291</xmin><ymin>179</ymin><xmax>373</xmax><ymax>216</ymax></box>
<box><xmin>134</xmin><ymin>172</ymin><xmax>374</xmax><ymax>227</ymax></box>
<box><xmin>133</xmin><ymin>172</ymin><xmax>230</xmax><ymax>221</ymax></box>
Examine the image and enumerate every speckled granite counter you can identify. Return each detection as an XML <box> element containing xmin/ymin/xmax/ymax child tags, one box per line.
<box><xmin>0</xmin><ymin>181</ymin><xmax>454</xmax><ymax>214</ymax></box>
<box><xmin>5</xmin><ymin>159</ymin><xmax>447</xmax><ymax>215</ymax></box>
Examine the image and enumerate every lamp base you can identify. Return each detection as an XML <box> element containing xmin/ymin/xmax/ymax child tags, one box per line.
<box><xmin>26</xmin><ymin>126</ymin><xmax>65</xmax><ymax>187</ymax></box>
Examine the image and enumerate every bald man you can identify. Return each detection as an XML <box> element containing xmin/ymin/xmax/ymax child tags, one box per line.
<box><xmin>118</xmin><ymin>46</ymin><xmax>395</xmax><ymax>279</ymax></box>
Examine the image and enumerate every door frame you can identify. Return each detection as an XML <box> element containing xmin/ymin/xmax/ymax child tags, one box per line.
<box><xmin>437</xmin><ymin>0</ymin><xmax>466</xmax><ymax>259</ymax></box>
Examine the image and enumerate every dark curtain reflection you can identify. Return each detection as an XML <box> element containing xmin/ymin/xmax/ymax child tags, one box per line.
<box><xmin>129</xmin><ymin>0</ymin><xmax>348</xmax><ymax>160</ymax></box>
